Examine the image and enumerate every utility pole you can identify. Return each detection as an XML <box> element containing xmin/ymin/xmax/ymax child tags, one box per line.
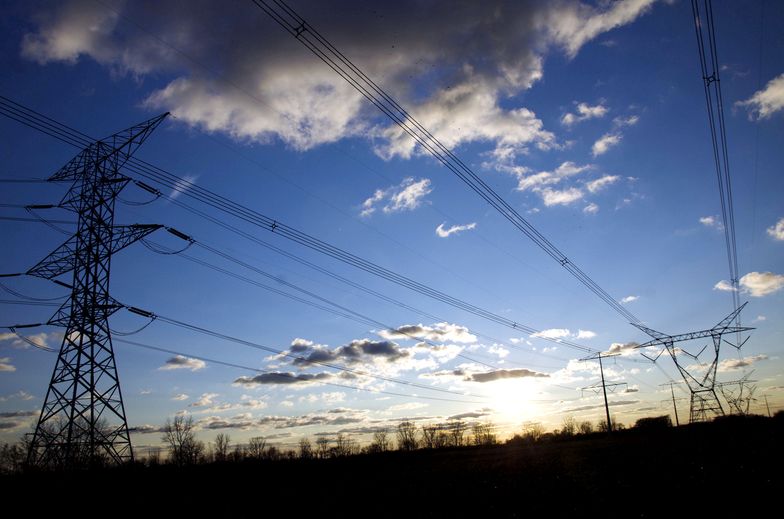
<box><xmin>598</xmin><ymin>353</ymin><xmax>612</xmax><ymax>433</ymax></box>
<box><xmin>764</xmin><ymin>395</ymin><xmax>771</xmax><ymax>418</ymax></box>
<box><xmin>661</xmin><ymin>382</ymin><xmax>681</xmax><ymax>426</ymax></box>
<box><xmin>580</xmin><ymin>352</ymin><xmax>624</xmax><ymax>433</ymax></box>
<box><xmin>25</xmin><ymin>113</ymin><xmax>168</xmax><ymax>468</ymax></box>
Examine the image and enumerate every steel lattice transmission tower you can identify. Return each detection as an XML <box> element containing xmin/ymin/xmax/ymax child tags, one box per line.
<box><xmin>633</xmin><ymin>304</ymin><xmax>753</xmax><ymax>423</ymax></box>
<box><xmin>26</xmin><ymin>113</ymin><xmax>169</xmax><ymax>467</ymax></box>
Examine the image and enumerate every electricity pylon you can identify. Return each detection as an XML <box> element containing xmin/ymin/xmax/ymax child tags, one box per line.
<box><xmin>25</xmin><ymin>113</ymin><xmax>169</xmax><ymax>467</ymax></box>
<box><xmin>633</xmin><ymin>304</ymin><xmax>753</xmax><ymax>423</ymax></box>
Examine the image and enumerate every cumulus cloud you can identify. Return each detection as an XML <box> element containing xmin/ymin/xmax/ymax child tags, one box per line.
<box><xmin>0</xmin><ymin>331</ymin><xmax>57</xmax><ymax>351</ymax></box>
<box><xmin>360</xmin><ymin>177</ymin><xmax>431</xmax><ymax>217</ymax></box>
<box><xmin>583</xmin><ymin>202</ymin><xmax>599</xmax><ymax>214</ymax></box>
<box><xmin>752</xmin><ymin>315</ymin><xmax>766</xmax><ymax>323</ymax></box>
<box><xmin>466</xmin><ymin>368</ymin><xmax>549</xmax><ymax>383</ymax></box>
<box><xmin>713</xmin><ymin>280</ymin><xmax>736</xmax><ymax>292</ymax></box>
<box><xmin>613</xmin><ymin>115</ymin><xmax>639</xmax><ymax>127</ymax></box>
<box><xmin>158</xmin><ymin>355</ymin><xmax>206</xmax><ymax>371</ymax></box>
<box><xmin>592</xmin><ymin>132</ymin><xmax>621</xmax><ymax>156</ymax></box>
<box><xmin>378</xmin><ymin>322</ymin><xmax>477</xmax><ymax>344</ymax></box>
<box><xmin>172</xmin><ymin>393</ymin><xmax>189</xmax><ymax>401</ymax></box>
<box><xmin>0</xmin><ymin>357</ymin><xmax>16</xmax><ymax>372</ymax></box>
<box><xmin>289</xmin><ymin>338</ymin><xmax>410</xmax><ymax>368</ymax></box>
<box><xmin>767</xmin><ymin>217</ymin><xmax>784</xmax><ymax>241</ymax></box>
<box><xmin>715</xmin><ymin>272</ymin><xmax>784</xmax><ymax>297</ymax></box>
<box><xmin>190</xmin><ymin>393</ymin><xmax>219</xmax><ymax>407</ymax></box>
<box><xmin>515</xmin><ymin>161</ymin><xmax>591</xmax><ymax>192</ymax></box>
<box><xmin>234</xmin><ymin>371</ymin><xmax>334</xmax><ymax>386</ymax></box>
<box><xmin>576</xmin><ymin>330</ymin><xmax>597</xmax><ymax>340</ymax></box>
<box><xmin>620</xmin><ymin>295</ymin><xmax>639</xmax><ymax>304</ymax></box>
<box><xmin>585</xmin><ymin>175</ymin><xmax>619</xmax><ymax>193</ymax></box>
<box><xmin>561</xmin><ymin>102</ymin><xmax>607</xmax><ymax>126</ymax></box>
<box><xmin>736</xmin><ymin>73</ymin><xmax>784</xmax><ymax>120</ymax></box>
<box><xmin>699</xmin><ymin>215</ymin><xmax>723</xmax><ymax>230</ymax></box>
<box><xmin>539</xmin><ymin>0</ymin><xmax>657</xmax><ymax>58</ymax></box>
<box><xmin>738</xmin><ymin>272</ymin><xmax>784</xmax><ymax>297</ymax></box>
<box><xmin>718</xmin><ymin>354</ymin><xmax>768</xmax><ymax>372</ymax></box>
<box><xmin>436</xmin><ymin>222</ymin><xmax>477</xmax><ymax>238</ymax></box>
<box><xmin>606</xmin><ymin>342</ymin><xmax>639</xmax><ymax>355</ymax></box>
<box><xmin>0</xmin><ymin>390</ymin><xmax>34</xmax><ymax>402</ymax></box>
<box><xmin>19</xmin><ymin>0</ymin><xmax>655</xmax><ymax>164</ymax></box>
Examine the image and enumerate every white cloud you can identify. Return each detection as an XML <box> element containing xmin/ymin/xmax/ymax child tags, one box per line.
<box><xmin>539</xmin><ymin>0</ymin><xmax>657</xmax><ymax>58</ymax></box>
<box><xmin>714</xmin><ymin>272</ymin><xmax>784</xmax><ymax>297</ymax></box>
<box><xmin>585</xmin><ymin>175</ymin><xmax>619</xmax><ymax>193</ymax></box>
<box><xmin>718</xmin><ymin>354</ymin><xmax>768</xmax><ymax>372</ymax></box>
<box><xmin>514</xmin><ymin>161</ymin><xmax>591</xmax><ymax>192</ymax></box>
<box><xmin>540</xmin><ymin>187</ymin><xmax>584</xmax><ymax>206</ymax></box>
<box><xmin>736</xmin><ymin>73</ymin><xmax>784</xmax><ymax>120</ymax></box>
<box><xmin>739</xmin><ymin>272</ymin><xmax>784</xmax><ymax>297</ymax></box>
<box><xmin>613</xmin><ymin>115</ymin><xmax>639</xmax><ymax>127</ymax></box>
<box><xmin>714</xmin><ymin>280</ymin><xmax>736</xmax><ymax>292</ymax></box>
<box><xmin>379</xmin><ymin>322</ymin><xmax>477</xmax><ymax>344</ymax></box>
<box><xmin>767</xmin><ymin>217</ymin><xmax>784</xmax><ymax>241</ymax></box>
<box><xmin>752</xmin><ymin>315</ymin><xmax>766</xmax><ymax>323</ymax></box>
<box><xmin>190</xmin><ymin>393</ymin><xmax>219</xmax><ymax>407</ymax></box>
<box><xmin>488</xmin><ymin>345</ymin><xmax>510</xmax><ymax>358</ymax></box>
<box><xmin>583</xmin><ymin>202</ymin><xmax>599</xmax><ymax>214</ymax></box>
<box><xmin>159</xmin><ymin>355</ymin><xmax>207</xmax><ymax>371</ymax></box>
<box><xmin>620</xmin><ymin>295</ymin><xmax>639</xmax><ymax>304</ymax></box>
<box><xmin>576</xmin><ymin>330</ymin><xmax>596</xmax><ymax>340</ymax></box>
<box><xmin>19</xmin><ymin>1</ymin><xmax>654</xmax><ymax>163</ymax></box>
<box><xmin>0</xmin><ymin>357</ymin><xmax>16</xmax><ymax>372</ymax></box>
<box><xmin>561</xmin><ymin>102</ymin><xmax>607</xmax><ymax>126</ymax></box>
<box><xmin>592</xmin><ymin>133</ymin><xmax>622</xmax><ymax>156</ymax></box>
<box><xmin>606</xmin><ymin>342</ymin><xmax>639</xmax><ymax>355</ymax></box>
<box><xmin>436</xmin><ymin>222</ymin><xmax>477</xmax><ymax>238</ymax></box>
<box><xmin>360</xmin><ymin>177</ymin><xmax>432</xmax><ymax>217</ymax></box>
<box><xmin>699</xmin><ymin>215</ymin><xmax>724</xmax><ymax>230</ymax></box>
<box><xmin>531</xmin><ymin>328</ymin><xmax>570</xmax><ymax>339</ymax></box>
<box><xmin>172</xmin><ymin>393</ymin><xmax>189</xmax><ymax>401</ymax></box>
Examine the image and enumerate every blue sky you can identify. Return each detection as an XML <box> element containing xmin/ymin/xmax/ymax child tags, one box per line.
<box><xmin>1</xmin><ymin>0</ymin><xmax>783</xmax><ymax>450</ymax></box>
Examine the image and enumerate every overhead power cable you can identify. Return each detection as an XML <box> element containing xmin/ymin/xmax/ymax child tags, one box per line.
<box><xmin>115</xmin><ymin>338</ymin><xmax>487</xmax><ymax>405</ymax></box>
<box><xmin>691</xmin><ymin>0</ymin><xmax>742</xmax><ymax>327</ymax></box>
<box><xmin>122</xmin><ymin>305</ymin><xmax>490</xmax><ymax>400</ymax></box>
<box><xmin>248</xmin><ymin>0</ymin><xmax>640</xmax><ymax>325</ymax></box>
<box><xmin>0</xmin><ymin>94</ymin><xmax>598</xmax><ymax>354</ymax></box>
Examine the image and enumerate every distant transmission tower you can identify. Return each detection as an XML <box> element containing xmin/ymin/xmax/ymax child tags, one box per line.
<box><xmin>25</xmin><ymin>113</ymin><xmax>168</xmax><ymax>467</ymax></box>
<box><xmin>633</xmin><ymin>304</ymin><xmax>752</xmax><ymax>423</ymax></box>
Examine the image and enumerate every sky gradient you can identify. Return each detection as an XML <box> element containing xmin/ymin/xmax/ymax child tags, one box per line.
<box><xmin>1</xmin><ymin>0</ymin><xmax>783</xmax><ymax>451</ymax></box>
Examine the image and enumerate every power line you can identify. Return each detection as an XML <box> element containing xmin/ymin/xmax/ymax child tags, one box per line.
<box><xmin>0</xmin><ymin>94</ymin><xmax>599</xmax><ymax>355</ymax></box>
<box><xmin>115</xmin><ymin>338</ymin><xmax>488</xmax><ymax>405</ymax></box>
<box><xmin>121</xmin><ymin>305</ymin><xmax>490</xmax><ymax>400</ymax></box>
<box><xmin>691</xmin><ymin>0</ymin><xmax>741</xmax><ymax>322</ymax></box>
<box><xmin>249</xmin><ymin>0</ymin><xmax>641</xmax><ymax>325</ymax></box>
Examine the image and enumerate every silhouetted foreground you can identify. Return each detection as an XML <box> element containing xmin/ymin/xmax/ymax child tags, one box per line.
<box><xmin>3</xmin><ymin>415</ymin><xmax>781</xmax><ymax>517</ymax></box>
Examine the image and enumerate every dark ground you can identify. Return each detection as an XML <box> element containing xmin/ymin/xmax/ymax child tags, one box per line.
<box><xmin>4</xmin><ymin>415</ymin><xmax>781</xmax><ymax>517</ymax></box>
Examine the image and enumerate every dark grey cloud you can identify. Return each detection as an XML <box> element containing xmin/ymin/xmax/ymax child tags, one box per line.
<box><xmin>257</xmin><ymin>413</ymin><xmax>366</xmax><ymax>430</ymax></box>
<box><xmin>128</xmin><ymin>424</ymin><xmax>166</xmax><ymax>434</ymax></box>
<box><xmin>200</xmin><ymin>418</ymin><xmax>255</xmax><ymax>430</ymax></box>
<box><xmin>0</xmin><ymin>410</ymin><xmax>37</xmax><ymax>418</ymax></box>
<box><xmin>466</xmin><ymin>368</ymin><xmax>549</xmax><ymax>383</ymax></box>
<box><xmin>234</xmin><ymin>372</ymin><xmax>333</xmax><ymax>386</ymax></box>
<box><xmin>448</xmin><ymin>410</ymin><xmax>491</xmax><ymax>420</ymax></box>
<box><xmin>291</xmin><ymin>339</ymin><xmax>409</xmax><ymax>367</ymax></box>
<box><xmin>18</xmin><ymin>0</ymin><xmax>656</xmax><ymax>159</ymax></box>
